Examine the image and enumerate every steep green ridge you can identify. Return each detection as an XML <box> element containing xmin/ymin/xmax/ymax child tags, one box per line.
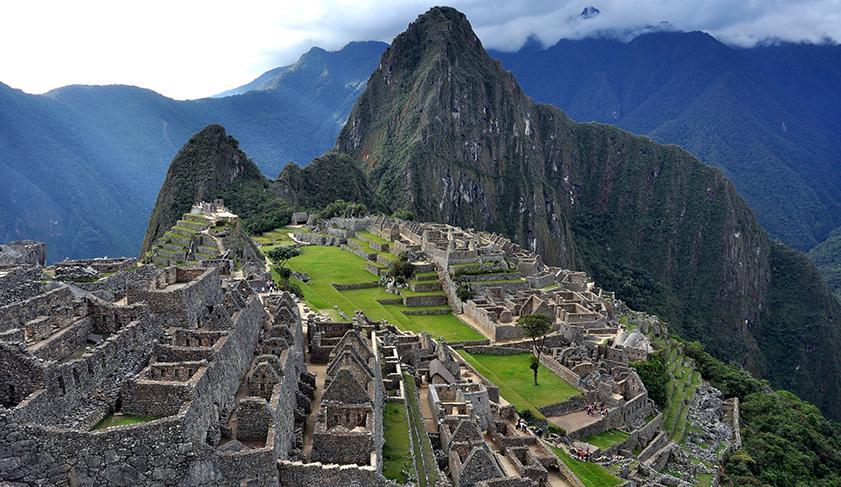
<box><xmin>682</xmin><ymin>342</ymin><xmax>841</xmax><ymax>486</ymax></box>
<box><xmin>332</xmin><ymin>7</ymin><xmax>841</xmax><ymax>418</ymax></box>
<box><xmin>809</xmin><ymin>229</ymin><xmax>841</xmax><ymax>301</ymax></box>
<box><xmin>490</xmin><ymin>36</ymin><xmax>841</xmax><ymax>251</ymax></box>
<box><xmin>274</xmin><ymin>152</ymin><xmax>373</xmax><ymax>210</ymax></box>
<box><xmin>140</xmin><ymin>125</ymin><xmax>264</xmax><ymax>255</ymax></box>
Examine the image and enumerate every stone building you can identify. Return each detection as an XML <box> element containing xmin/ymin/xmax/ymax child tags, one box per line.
<box><xmin>0</xmin><ymin>236</ymin><xmax>312</xmax><ymax>485</ymax></box>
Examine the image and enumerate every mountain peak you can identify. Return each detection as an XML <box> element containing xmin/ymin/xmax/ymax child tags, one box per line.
<box><xmin>403</xmin><ymin>6</ymin><xmax>481</xmax><ymax>46</ymax></box>
<box><xmin>140</xmin><ymin>125</ymin><xmax>264</xmax><ymax>254</ymax></box>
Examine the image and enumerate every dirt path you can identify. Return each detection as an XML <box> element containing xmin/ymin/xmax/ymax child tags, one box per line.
<box><xmin>302</xmin><ymin>361</ymin><xmax>327</xmax><ymax>460</ymax></box>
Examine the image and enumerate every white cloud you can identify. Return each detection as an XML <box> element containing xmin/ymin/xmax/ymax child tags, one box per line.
<box><xmin>1</xmin><ymin>0</ymin><xmax>838</xmax><ymax>99</ymax></box>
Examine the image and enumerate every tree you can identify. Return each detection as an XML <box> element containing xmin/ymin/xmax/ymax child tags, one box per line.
<box><xmin>388</xmin><ymin>252</ymin><xmax>415</xmax><ymax>283</ymax></box>
<box><xmin>630</xmin><ymin>353</ymin><xmax>669</xmax><ymax>408</ymax></box>
<box><xmin>456</xmin><ymin>283</ymin><xmax>473</xmax><ymax>301</ymax></box>
<box><xmin>530</xmin><ymin>354</ymin><xmax>540</xmax><ymax>386</ymax></box>
<box><xmin>517</xmin><ymin>314</ymin><xmax>554</xmax><ymax>354</ymax></box>
<box><xmin>267</xmin><ymin>245</ymin><xmax>300</xmax><ymax>272</ymax></box>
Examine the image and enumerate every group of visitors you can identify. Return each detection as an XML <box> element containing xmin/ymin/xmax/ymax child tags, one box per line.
<box><xmin>586</xmin><ymin>402</ymin><xmax>608</xmax><ymax>417</ymax></box>
<box><xmin>514</xmin><ymin>418</ymin><xmax>544</xmax><ymax>437</ymax></box>
<box><xmin>572</xmin><ymin>446</ymin><xmax>593</xmax><ymax>462</ymax></box>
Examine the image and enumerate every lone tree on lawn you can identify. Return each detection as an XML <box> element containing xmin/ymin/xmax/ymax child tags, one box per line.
<box><xmin>267</xmin><ymin>245</ymin><xmax>300</xmax><ymax>273</ymax></box>
<box><xmin>518</xmin><ymin>313</ymin><xmax>553</xmax><ymax>386</ymax></box>
<box><xmin>530</xmin><ymin>355</ymin><xmax>540</xmax><ymax>386</ymax></box>
<box><xmin>517</xmin><ymin>313</ymin><xmax>554</xmax><ymax>354</ymax></box>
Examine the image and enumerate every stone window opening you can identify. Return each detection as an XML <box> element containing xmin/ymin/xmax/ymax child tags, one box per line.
<box><xmin>72</xmin><ymin>367</ymin><xmax>81</xmax><ymax>386</ymax></box>
<box><xmin>57</xmin><ymin>375</ymin><xmax>66</xmax><ymax>395</ymax></box>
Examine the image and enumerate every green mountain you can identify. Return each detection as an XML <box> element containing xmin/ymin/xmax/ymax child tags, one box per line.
<box><xmin>0</xmin><ymin>41</ymin><xmax>386</xmax><ymax>262</ymax></box>
<box><xmin>142</xmin><ymin>128</ymin><xmax>373</xmax><ymax>256</ymax></box>
<box><xmin>141</xmin><ymin>125</ymin><xmax>266</xmax><ymax>254</ymax></box>
<box><xmin>333</xmin><ymin>7</ymin><xmax>841</xmax><ymax>419</ymax></box>
<box><xmin>810</xmin><ymin>230</ymin><xmax>841</xmax><ymax>303</ymax></box>
<box><xmin>490</xmin><ymin>35</ymin><xmax>841</xmax><ymax>252</ymax></box>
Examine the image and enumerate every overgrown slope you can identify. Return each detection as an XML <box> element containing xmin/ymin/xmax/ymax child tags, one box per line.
<box><xmin>490</xmin><ymin>35</ymin><xmax>841</xmax><ymax>251</ymax></box>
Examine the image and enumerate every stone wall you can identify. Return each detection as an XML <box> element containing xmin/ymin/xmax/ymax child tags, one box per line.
<box><xmin>332</xmin><ymin>282</ymin><xmax>379</xmax><ymax>291</ymax></box>
<box><xmin>10</xmin><ymin>313</ymin><xmax>161</xmax><ymax>428</ymax></box>
<box><xmin>0</xmin><ymin>285</ymin><xmax>76</xmax><ymax>333</ymax></box>
<box><xmin>0</xmin><ymin>266</ymin><xmax>44</xmax><ymax>306</ymax></box>
<box><xmin>403</xmin><ymin>294</ymin><xmax>448</xmax><ymax>307</ymax></box>
<box><xmin>0</xmin><ymin>240</ymin><xmax>46</xmax><ymax>267</ymax></box>
<box><xmin>277</xmin><ymin>460</ymin><xmax>399</xmax><ymax>487</ymax></box>
<box><xmin>538</xmin><ymin>353</ymin><xmax>582</xmax><ymax>389</ymax></box>
<box><xmin>128</xmin><ymin>267</ymin><xmax>223</xmax><ymax>328</ymax></box>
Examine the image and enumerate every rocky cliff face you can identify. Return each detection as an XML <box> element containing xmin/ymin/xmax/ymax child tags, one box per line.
<box><xmin>141</xmin><ymin>125</ymin><xmax>264</xmax><ymax>255</ymax></box>
<box><xmin>334</xmin><ymin>7</ymin><xmax>841</xmax><ymax>417</ymax></box>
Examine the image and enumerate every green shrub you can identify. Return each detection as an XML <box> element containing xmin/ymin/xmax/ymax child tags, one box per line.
<box><xmin>319</xmin><ymin>199</ymin><xmax>368</xmax><ymax>219</ymax></box>
<box><xmin>630</xmin><ymin>352</ymin><xmax>669</xmax><ymax>409</ymax></box>
<box><xmin>391</xmin><ymin>208</ymin><xmax>415</xmax><ymax>220</ymax></box>
<box><xmin>456</xmin><ymin>283</ymin><xmax>473</xmax><ymax>301</ymax></box>
<box><xmin>388</xmin><ymin>252</ymin><xmax>415</xmax><ymax>283</ymax></box>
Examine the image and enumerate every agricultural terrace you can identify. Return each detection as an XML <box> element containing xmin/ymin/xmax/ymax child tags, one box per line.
<box><xmin>550</xmin><ymin>446</ymin><xmax>623</xmax><ymax>487</ymax></box>
<box><xmin>662</xmin><ymin>341</ymin><xmax>701</xmax><ymax>442</ymax></box>
<box><xmin>265</xmin><ymin>242</ymin><xmax>483</xmax><ymax>342</ymax></box>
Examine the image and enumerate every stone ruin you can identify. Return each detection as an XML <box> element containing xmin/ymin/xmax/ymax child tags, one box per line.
<box><xmin>0</xmin><ymin>251</ymin><xmax>317</xmax><ymax>485</ymax></box>
<box><xmin>144</xmin><ymin>200</ymin><xmax>265</xmax><ymax>281</ymax></box>
<box><xmin>0</xmin><ymin>240</ymin><xmax>46</xmax><ymax>268</ymax></box>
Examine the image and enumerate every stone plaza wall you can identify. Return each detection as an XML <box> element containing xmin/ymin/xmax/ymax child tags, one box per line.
<box><xmin>538</xmin><ymin>353</ymin><xmax>582</xmax><ymax>389</ymax></box>
<box><xmin>278</xmin><ymin>460</ymin><xmax>399</xmax><ymax>487</ymax></box>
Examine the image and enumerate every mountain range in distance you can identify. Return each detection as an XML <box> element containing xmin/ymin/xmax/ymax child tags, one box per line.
<box><xmin>2</xmin><ymin>17</ymin><xmax>841</xmax><ymax>296</ymax></box>
<box><xmin>0</xmin><ymin>41</ymin><xmax>385</xmax><ymax>260</ymax></box>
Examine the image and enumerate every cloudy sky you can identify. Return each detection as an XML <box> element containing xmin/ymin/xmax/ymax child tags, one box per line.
<box><xmin>1</xmin><ymin>0</ymin><xmax>839</xmax><ymax>99</ymax></box>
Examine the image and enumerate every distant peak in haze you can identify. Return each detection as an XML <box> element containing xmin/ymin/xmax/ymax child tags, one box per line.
<box><xmin>213</xmin><ymin>40</ymin><xmax>388</xmax><ymax>98</ymax></box>
<box><xmin>579</xmin><ymin>6</ymin><xmax>600</xmax><ymax>19</ymax></box>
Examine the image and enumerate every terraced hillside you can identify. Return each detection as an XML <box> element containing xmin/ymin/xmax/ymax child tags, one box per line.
<box><xmin>145</xmin><ymin>213</ymin><xmax>220</xmax><ymax>267</ymax></box>
<box><xmin>145</xmin><ymin>205</ymin><xmax>264</xmax><ymax>277</ymax></box>
<box><xmin>661</xmin><ymin>341</ymin><xmax>702</xmax><ymax>442</ymax></box>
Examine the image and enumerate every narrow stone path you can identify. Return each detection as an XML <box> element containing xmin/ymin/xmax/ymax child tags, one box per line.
<box><xmin>302</xmin><ymin>361</ymin><xmax>327</xmax><ymax>460</ymax></box>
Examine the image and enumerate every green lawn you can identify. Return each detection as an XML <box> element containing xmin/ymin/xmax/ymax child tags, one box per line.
<box><xmin>551</xmin><ymin>446</ymin><xmax>623</xmax><ymax>487</ymax></box>
<box><xmin>285</xmin><ymin>246</ymin><xmax>483</xmax><ymax>342</ymax></box>
<box><xmin>460</xmin><ymin>352</ymin><xmax>581</xmax><ymax>417</ymax></box>
<box><xmin>383</xmin><ymin>402</ymin><xmax>412</xmax><ymax>483</ymax></box>
<box><xmin>253</xmin><ymin>226</ymin><xmax>296</xmax><ymax>248</ymax></box>
<box><xmin>584</xmin><ymin>429</ymin><xmax>630</xmax><ymax>450</ymax></box>
<box><xmin>358</xmin><ymin>231</ymin><xmax>388</xmax><ymax>245</ymax></box>
<box><xmin>92</xmin><ymin>413</ymin><xmax>156</xmax><ymax>430</ymax></box>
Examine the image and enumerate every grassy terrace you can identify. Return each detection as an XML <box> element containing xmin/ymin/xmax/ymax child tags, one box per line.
<box><xmin>357</xmin><ymin>231</ymin><xmax>388</xmax><ymax>245</ymax></box>
<box><xmin>459</xmin><ymin>352</ymin><xmax>580</xmax><ymax>418</ymax></box>
<box><xmin>252</xmin><ymin>226</ymin><xmax>296</xmax><ymax>252</ymax></box>
<box><xmin>584</xmin><ymin>429</ymin><xmax>630</xmax><ymax>450</ymax></box>
<box><xmin>662</xmin><ymin>342</ymin><xmax>701</xmax><ymax>442</ymax></box>
<box><xmin>92</xmin><ymin>413</ymin><xmax>157</xmax><ymax>430</ymax></box>
<box><xmin>383</xmin><ymin>402</ymin><xmax>412</xmax><ymax>483</ymax></box>
<box><xmin>550</xmin><ymin>446</ymin><xmax>623</xmax><ymax>487</ymax></box>
<box><xmin>283</xmin><ymin>245</ymin><xmax>483</xmax><ymax>342</ymax></box>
